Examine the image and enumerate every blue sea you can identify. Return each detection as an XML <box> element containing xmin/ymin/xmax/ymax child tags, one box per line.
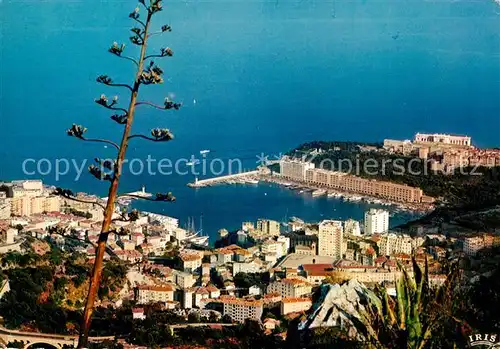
<box><xmin>1</xmin><ymin>0</ymin><xmax>499</xmax><ymax>240</ymax></box>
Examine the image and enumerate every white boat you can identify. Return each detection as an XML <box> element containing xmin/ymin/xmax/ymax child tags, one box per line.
<box><xmin>190</xmin><ymin>236</ymin><xmax>209</xmax><ymax>247</ymax></box>
<box><xmin>312</xmin><ymin>189</ymin><xmax>326</xmax><ymax>197</ymax></box>
<box><xmin>246</xmin><ymin>179</ymin><xmax>259</xmax><ymax>184</ymax></box>
<box><xmin>200</xmin><ymin>149</ymin><xmax>210</xmax><ymax>155</ymax></box>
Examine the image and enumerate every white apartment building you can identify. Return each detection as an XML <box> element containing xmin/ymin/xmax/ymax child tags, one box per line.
<box><xmin>222</xmin><ymin>298</ymin><xmax>263</xmax><ymax>323</ymax></box>
<box><xmin>242</xmin><ymin>222</ymin><xmax>255</xmax><ymax>232</ymax></box>
<box><xmin>279</xmin><ymin>156</ymin><xmax>315</xmax><ymax>181</ymax></box>
<box><xmin>0</xmin><ymin>228</ymin><xmax>17</xmax><ymax>244</ymax></box>
<box><xmin>216</xmin><ymin>249</ymin><xmax>234</xmax><ymax>264</ymax></box>
<box><xmin>318</xmin><ymin>220</ymin><xmax>343</xmax><ymax>259</ymax></box>
<box><xmin>43</xmin><ymin>196</ymin><xmax>61</xmax><ymax>212</ymax></box>
<box><xmin>137</xmin><ymin>284</ymin><xmax>174</xmax><ymax>304</ymax></box>
<box><xmin>183</xmin><ymin>288</ymin><xmax>193</xmax><ymax>309</ymax></box>
<box><xmin>232</xmin><ymin>261</ymin><xmax>262</xmax><ymax>274</ymax></box>
<box><xmin>11</xmin><ymin>180</ymin><xmax>44</xmax><ymax>197</ymax></box>
<box><xmin>378</xmin><ymin>233</ymin><xmax>420</xmax><ymax>256</ymax></box>
<box><xmin>173</xmin><ymin>270</ymin><xmax>196</xmax><ymax>289</ymax></box>
<box><xmin>172</xmin><ymin>227</ymin><xmax>187</xmax><ymax>241</ymax></box>
<box><xmin>277</xmin><ymin>235</ymin><xmax>290</xmax><ymax>255</ymax></box>
<box><xmin>256</xmin><ymin>219</ymin><xmax>280</xmax><ymax>236</ymax></box>
<box><xmin>0</xmin><ymin>199</ymin><xmax>11</xmax><ymax>219</ymax></box>
<box><xmin>364</xmin><ymin>209</ymin><xmax>389</xmax><ymax>235</ymax></box>
<box><xmin>261</xmin><ymin>240</ymin><xmax>284</xmax><ymax>258</ymax></box>
<box><xmin>267</xmin><ymin>278</ymin><xmax>312</xmax><ymax>298</ymax></box>
<box><xmin>344</xmin><ymin>219</ymin><xmax>361</xmax><ymax>236</ymax></box>
<box><xmin>281</xmin><ymin>297</ymin><xmax>312</xmax><ymax>315</ymax></box>
<box><xmin>180</xmin><ymin>253</ymin><xmax>203</xmax><ymax>272</ymax></box>
<box><xmin>10</xmin><ymin>195</ymin><xmax>61</xmax><ymax>217</ymax></box>
<box><xmin>463</xmin><ymin>235</ymin><xmax>494</xmax><ymax>256</ymax></box>
<box><xmin>414</xmin><ymin>133</ymin><xmax>472</xmax><ymax>147</ymax></box>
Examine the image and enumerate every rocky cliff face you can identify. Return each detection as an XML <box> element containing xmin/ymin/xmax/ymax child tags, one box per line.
<box><xmin>298</xmin><ymin>279</ymin><xmax>371</xmax><ymax>341</ymax></box>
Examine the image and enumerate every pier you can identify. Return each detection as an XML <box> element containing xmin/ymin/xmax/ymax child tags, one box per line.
<box><xmin>187</xmin><ymin>170</ymin><xmax>261</xmax><ymax>188</ymax></box>
<box><xmin>123</xmin><ymin>186</ymin><xmax>153</xmax><ymax>199</ymax></box>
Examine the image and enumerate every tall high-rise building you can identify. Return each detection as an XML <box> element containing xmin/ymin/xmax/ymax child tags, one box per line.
<box><xmin>364</xmin><ymin>209</ymin><xmax>389</xmax><ymax>235</ymax></box>
<box><xmin>256</xmin><ymin>219</ymin><xmax>280</xmax><ymax>236</ymax></box>
<box><xmin>318</xmin><ymin>220</ymin><xmax>343</xmax><ymax>259</ymax></box>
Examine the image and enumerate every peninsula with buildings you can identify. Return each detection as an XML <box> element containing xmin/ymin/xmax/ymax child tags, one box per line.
<box><xmin>189</xmin><ymin>132</ymin><xmax>500</xmax><ymax>218</ymax></box>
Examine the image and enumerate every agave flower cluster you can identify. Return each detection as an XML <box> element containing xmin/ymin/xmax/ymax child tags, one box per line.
<box><xmin>88</xmin><ymin>164</ymin><xmax>112</xmax><ymax>181</ymax></box>
<box><xmin>155</xmin><ymin>192</ymin><xmax>176</xmax><ymax>202</ymax></box>
<box><xmin>151</xmin><ymin>128</ymin><xmax>174</xmax><ymax>141</ymax></box>
<box><xmin>94</xmin><ymin>158</ymin><xmax>115</xmax><ymax>170</ymax></box>
<box><xmin>129</xmin><ymin>7</ymin><xmax>140</xmax><ymax>20</ymax></box>
<box><xmin>67</xmin><ymin>124</ymin><xmax>87</xmax><ymax>139</ymax></box>
<box><xmin>140</xmin><ymin>62</ymin><xmax>164</xmax><ymax>85</ymax></box>
<box><xmin>53</xmin><ymin>187</ymin><xmax>75</xmax><ymax>198</ymax></box>
<box><xmin>149</xmin><ymin>0</ymin><xmax>163</xmax><ymax>13</ymax></box>
<box><xmin>160</xmin><ymin>47</ymin><xmax>173</xmax><ymax>57</ymax></box>
<box><xmin>164</xmin><ymin>97</ymin><xmax>182</xmax><ymax>110</ymax></box>
<box><xmin>130</xmin><ymin>27</ymin><xmax>145</xmax><ymax>46</ymax></box>
<box><xmin>95</xmin><ymin>94</ymin><xmax>118</xmax><ymax>108</ymax></box>
<box><xmin>111</xmin><ymin>114</ymin><xmax>128</xmax><ymax>125</ymax></box>
<box><xmin>109</xmin><ymin>42</ymin><xmax>125</xmax><ymax>56</ymax></box>
<box><xmin>127</xmin><ymin>209</ymin><xmax>140</xmax><ymax>222</ymax></box>
<box><xmin>96</xmin><ymin>75</ymin><xmax>113</xmax><ymax>85</ymax></box>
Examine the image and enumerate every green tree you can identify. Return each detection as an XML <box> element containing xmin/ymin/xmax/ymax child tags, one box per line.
<box><xmin>188</xmin><ymin>312</ymin><xmax>201</xmax><ymax>323</ymax></box>
<box><xmin>221</xmin><ymin>314</ymin><xmax>233</xmax><ymax>324</ymax></box>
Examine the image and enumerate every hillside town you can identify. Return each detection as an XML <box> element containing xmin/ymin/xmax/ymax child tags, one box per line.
<box><xmin>0</xmin><ymin>178</ymin><xmax>499</xmax><ymax>347</ymax></box>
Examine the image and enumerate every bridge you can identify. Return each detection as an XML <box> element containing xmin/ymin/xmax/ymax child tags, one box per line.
<box><xmin>0</xmin><ymin>323</ymin><xmax>238</xmax><ymax>347</ymax></box>
<box><xmin>0</xmin><ymin>325</ymin><xmax>114</xmax><ymax>348</ymax></box>
<box><xmin>169</xmin><ymin>322</ymin><xmax>237</xmax><ymax>329</ymax></box>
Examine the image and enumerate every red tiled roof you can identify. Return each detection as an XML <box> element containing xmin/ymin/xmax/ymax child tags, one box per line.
<box><xmin>302</xmin><ymin>264</ymin><xmax>333</xmax><ymax>277</ymax></box>
<box><xmin>137</xmin><ymin>284</ymin><xmax>174</xmax><ymax>292</ymax></box>
<box><xmin>281</xmin><ymin>297</ymin><xmax>312</xmax><ymax>304</ymax></box>
<box><xmin>280</xmin><ymin>278</ymin><xmax>310</xmax><ymax>286</ymax></box>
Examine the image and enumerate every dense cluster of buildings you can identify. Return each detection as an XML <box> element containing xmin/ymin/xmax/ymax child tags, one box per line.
<box><xmin>384</xmin><ymin>132</ymin><xmax>500</xmax><ymax>172</ymax></box>
<box><xmin>0</xmin><ymin>180</ymin><xmax>61</xmax><ymax>218</ymax></box>
<box><xmin>279</xmin><ymin>157</ymin><xmax>433</xmax><ymax>204</ymax></box>
<box><xmin>0</xmin><ymin>178</ymin><xmax>498</xmax><ymax>331</ymax></box>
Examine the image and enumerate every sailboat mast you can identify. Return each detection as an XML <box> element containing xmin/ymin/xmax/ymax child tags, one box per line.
<box><xmin>199</xmin><ymin>214</ymin><xmax>203</xmax><ymax>235</ymax></box>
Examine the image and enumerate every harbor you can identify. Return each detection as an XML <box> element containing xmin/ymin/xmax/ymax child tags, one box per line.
<box><xmin>186</xmin><ymin>166</ymin><xmax>433</xmax><ymax>213</ymax></box>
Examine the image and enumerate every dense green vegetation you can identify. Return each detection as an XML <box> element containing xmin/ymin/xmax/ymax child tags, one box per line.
<box><xmin>0</xmin><ymin>244</ymin><xmax>129</xmax><ymax>334</ymax></box>
<box><xmin>63</xmin><ymin>207</ymin><xmax>92</xmax><ymax>219</ymax></box>
<box><xmin>0</xmin><ymin>266</ymin><xmax>80</xmax><ymax>333</ymax></box>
